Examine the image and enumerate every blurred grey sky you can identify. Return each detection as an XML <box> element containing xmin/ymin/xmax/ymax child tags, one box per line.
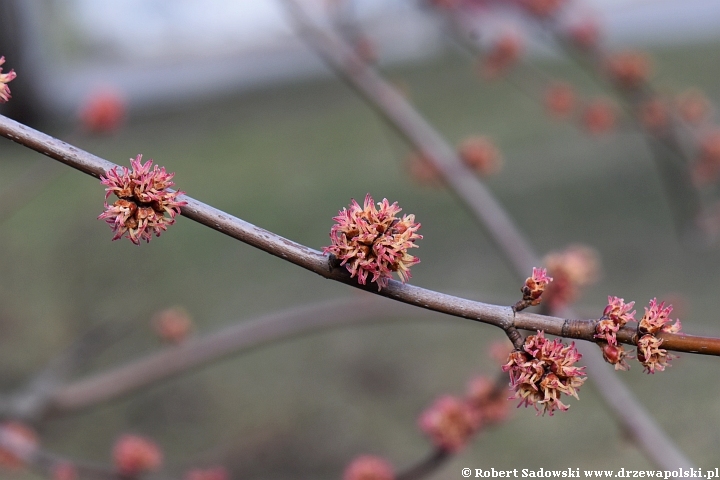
<box><xmin>27</xmin><ymin>0</ymin><xmax>720</xmax><ymax>117</ymax></box>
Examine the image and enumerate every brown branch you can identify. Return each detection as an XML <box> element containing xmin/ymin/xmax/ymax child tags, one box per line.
<box><xmin>3</xmin><ymin>320</ymin><xmax>133</xmax><ymax>422</ymax></box>
<box><xmin>277</xmin><ymin>0</ymin><xmax>697</xmax><ymax>470</ymax></box>
<box><xmin>46</xmin><ymin>297</ymin><xmax>429</xmax><ymax>416</ymax></box>
<box><xmin>396</xmin><ymin>449</ymin><xmax>449</xmax><ymax>480</ymax></box>
<box><xmin>29</xmin><ymin>294</ymin><xmax>719</xmax><ymax>418</ymax></box>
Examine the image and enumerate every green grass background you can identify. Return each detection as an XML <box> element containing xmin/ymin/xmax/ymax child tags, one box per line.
<box><xmin>2</xmin><ymin>41</ymin><xmax>720</xmax><ymax>478</ymax></box>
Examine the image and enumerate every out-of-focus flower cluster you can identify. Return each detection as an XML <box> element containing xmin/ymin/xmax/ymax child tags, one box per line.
<box><xmin>581</xmin><ymin>97</ymin><xmax>617</xmax><ymax>135</ymax></box>
<box><xmin>343</xmin><ymin>455</ymin><xmax>395</xmax><ymax>480</ymax></box>
<box><xmin>343</xmin><ymin>346</ymin><xmax>512</xmax><ymax>474</ymax></box>
<box><xmin>542</xmin><ymin>244</ymin><xmax>601</xmax><ymax>311</ymax></box>
<box><xmin>693</xmin><ymin>129</ymin><xmax>720</xmax><ymax>185</ymax></box>
<box><xmin>419</xmin><ymin>375</ymin><xmax>510</xmax><ymax>451</ymax></box>
<box><xmin>519</xmin><ymin>0</ymin><xmax>567</xmax><ymax>17</ymax></box>
<box><xmin>418</xmin><ymin>351</ymin><xmax>511</xmax><ymax>452</ymax></box>
<box><xmin>98</xmin><ymin>155</ymin><xmax>186</xmax><ymax>245</ymax></box>
<box><xmin>0</xmin><ymin>422</ymin><xmax>37</xmax><ymax>470</ymax></box>
<box><xmin>481</xmin><ymin>33</ymin><xmax>523</xmax><ymax>80</ymax></box>
<box><xmin>458</xmin><ymin>136</ymin><xmax>503</xmax><ymax>176</ymax></box>
<box><xmin>502</xmin><ymin>331</ymin><xmax>586</xmax><ymax>416</ymax></box>
<box><xmin>113</xmin><ymin>434</ymin><xmax>163</xmax><ymax>476</ymax></box>
<box><xmin>324</xmin><ymin>194</ymin><xmax>421</xmax><ymax>290</ymax></box>
<box><xmin>0</xmin><ymin>56</ymin><xmax>16</xmax><ymax>103</ymax></box>
<box><xmin>79</xmin><ymin>89</ymin><xmax>126</xmax><ymax>134</ymax></box>
<box><xmin>152</xmin><ymin>306</ymin><xmax>194</xmax><ymax>344</ymax></box>
<box><xmin>406</xmin><ymin>136</ymin><xmax>503</xmax><ymax>185</ymax></box>
<box><xmin>52</xmin><ymin>463</ymin><xmax>78</xmax><ymax>480</ymax></box>
<box><xmin>605</xmin><ymin>51</ymin><xmax>652</xmax><ymax>90</ymax></box>
<box><xmin>545</xmin><ymin>82</ymin><xmax>576</xmax><ymax>119</ymax></box>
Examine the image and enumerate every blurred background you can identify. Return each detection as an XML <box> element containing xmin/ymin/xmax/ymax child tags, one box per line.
<box><xmin>1</xmin><ymin>0</ymin><xmax>720</xmax><ymax>478</ymax></box>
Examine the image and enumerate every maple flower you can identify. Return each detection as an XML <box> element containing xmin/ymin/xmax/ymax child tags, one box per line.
<box><xmin>544</xmin><ymin>82</ymin><xmax>576</xmax><ymax>119</ymax></box>
<box><xmin>637</xmin><ymin>334</ymin><xmax>675</xmax><ymax>374</ymax></box>
<box><xmin>638</xmin><ymin>298</ymin><xmax>681</xmax><ymax>335</ymax></box>
<box><xmin>418</xmin><ymin>395</ymin><xmax>477</xmax><ymax>452</ymax></box>
<box><xmin>637</xmin><ymin>97</ymin><xmax>669</xmax><ymax>133</ymax></box>
<box><xmin>635</xmin><ymin>299</ymin><xmax>681</xmax><ymax>374</ymax></box>
<box><xmin>595</xmin><ymin>296</ymin><xmax>636</xmax><ymax>346</ymax></box>
<box><xmin>693</xmin><ymin>129</ymin><xmax>720</xmax><ymax>185</ymax></box>
<box><xmin>52</xmin><ymin>463</ymin><xmax>79</xmax><ymax>480</ymax></box>
<box><xmin>457</xmin><ymin>136</ymin><xmax>503</xmax><ymax>176</ymax></box>
<box><xmin>0</xmin><ymin>56</ymin><xmax>17</xmax><ymax>103</ymax></box>
<box><xmin>519</xmin><ymin>0</ymin><xmax>567</xmax><ymax>18</ymax></box>
<box><xmin>605</xmin><ymin>51</ymin><xmax>652</xmax><ymax>89</ymax></box>
<box><xmin>353</xmin><ymin>36</ymin><xmax>378</xmax><ymax>65</ymax></box>
<box><xmin>502</xmin><ymin>331</ymin><xmax>586</xmax><ymax>416</ymax></box>
<box><xmin>324</xmin><ymin>194</ymin><xmax>422</xmax><ymax>290</ymax></box>
<box><xmin>676</xmin><ymin>88</ymin><xmax>712</xmax><ymax>125</ymax></box>
<box><xmin>581</xmin><ymin>98</ymin><xmax>617</xmax><ymax>135</ymax></box>
<box><xmin>98</xmin><ymin>155</ymin><xmax>187</xmax><ymax>244</ymax></box>
<box><xmin>481</xmin><ymin>33</ymin><xmax>523</xmax><ymax>80</ymax></box>
<box><xmin>566</xmin><ymin>19</ymin><xmax>601</xmax><ymax>51</ymax></box>
<box><xmin>489</xmin><ymin>340</ymin><xmax>514</xmax><ymax>365</ymax></box>
<box><xmin>113</xmin><ymin>434</ymin><xmax>163</xmax><ymax>475</ymax></box>
<box><xmin>343</xmin><ymin>455</ymin><xmax>395</xmax><ymax>480</ymax></box>
<box><xmin>152</xmin><ymin>306</ymin><xmax>193</xmax><ymax>344</ymax></box>
<box><xmin>406</xmin><ymin>151</ymin><xmax>441</xmax><ymax>185</ymax></box>
<box><xmin>599</xmin><ymin>342</ymin><xmax>632</xmax><ymax>371</ymax></box>
<box><xmin>514</xmin><ymin>267</ymin><xmax>553</xmax><ymax>311</ymax></box>
<box><xmin>79</xmin><ymin>89</ymin><xmax>126</xmax><ymax>134</ymax></box>
<box><xmin>543</xmin><ymin>244</ymin><xmax>601</xmax><ymax>310</ymax></box>
<box><xmin>0</xmin><ymin>422</ymin><xmax>38</xmax><ymax>470</ymax></box>
<box><xmin>465</xmin><ymin>375</ymin><xmax>510</xmax><ymax>425</ymax></box>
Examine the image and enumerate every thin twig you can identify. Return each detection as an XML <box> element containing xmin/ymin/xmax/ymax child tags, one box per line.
<box><xmin>4</xmin><ymin>114</ymin><xmax>714</xmax><ymax>358</ymax></box>
<box><xmin>0</xmin><ymin>424</ymin><xmax>122</xmax><ymax>480</ymax></box>
<box><xmin>396</xmin><ymin>449</ymin><xmax>449</xmax><ymax>480</ymax></box>
<box><xmin>1</xmin><ymin>320</ymin><xmax>133</xmax><ymax>422</ymax></box>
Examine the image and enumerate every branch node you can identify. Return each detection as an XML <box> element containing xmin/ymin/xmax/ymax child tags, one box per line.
<box><xmin>504</xmin><ymin>326</ymin><xmax>525</xmax><ymax>350</ymax></box>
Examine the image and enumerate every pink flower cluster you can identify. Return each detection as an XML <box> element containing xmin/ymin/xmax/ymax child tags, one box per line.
<box><xmin>0</xmin><ymin>56</ymin><xmax>17</xmax><ymax>103</ymax></box>
<box><xmin>637</xmin><ymin>298</ymin><xmax>681</xmax><ymax>374</ymax></box>
<box><xmin>519</xmin><ymin>0</ymin><xmax>567</xmax><ymax>17</ymax></box>
<box><xmin>418</xmin><ymin>395</ymin><xmax>477</xmax><ymax>453</ymax></box>
<box><xmin>98</xmin><ymin>155</ymin><xmax>186</xmax><ymax>244</ymax></box>
<box><xmin>324</xmin><ymin>194</ymin><xmax>421</xmax><ymax>290</ymax></box>
<box><xmin>596</xmin><ymin>296</ymin><xmax>636</xmax><ymax>346</ymax></box>
<box><xmin>542</xmin><ymin>244</ymin><xmax>601</xmax><ymax>311</ymax></box>
<box><xmin>502</xmin><ymin>331</ymin><xmax>586</xmax><ymax>416</ymax></box>
<box><xmin>418</xmin><ymin>375</ymin><xmax>510</xmax><ymax>452</ymax></box>
<box><xmin>594</xmin><ymin>297</ymin><xmax>682</xmax><ymax>373</ymax></box>
<box><xmin>595</xmin><ymin>296</ymin><xmax>636</xmax><ymax>371</ymax></box>
<box><xmin>343</xmin><ymin>455</ymin><xmax>395</xmax><ymax>480</ymax></box>
<box><xmin>112</xmin><ymin>434</ymin><xmax>163</xmax><ymax>476</ymax></box>
<box><xmin>514</xmin><ymin>267</ymin><xmax>553</xmax><ymax>311</ymax></box>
